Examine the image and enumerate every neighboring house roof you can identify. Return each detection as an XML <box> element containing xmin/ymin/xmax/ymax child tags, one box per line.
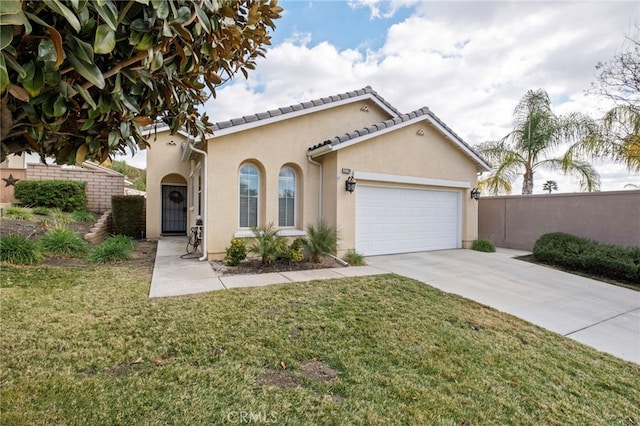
<box><xmin>208</xmin><ymin>86</ymin><xmax>401</xmax><ymax>137</ymax></box>
<box><xmin>307</xmin><ymin>106</ymin><xmax>492</xmax><ymax>172</ymax></box>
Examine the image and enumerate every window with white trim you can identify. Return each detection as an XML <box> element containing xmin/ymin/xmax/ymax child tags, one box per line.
<box><xmin>278</xmin><ymin>167</ymin><xmax>296</xmax><ymax>227</ymax></box>
<box><xmin>239</xmin><ymin>164</ymin><xmax>259</xmax><ymax>228</ymax></box>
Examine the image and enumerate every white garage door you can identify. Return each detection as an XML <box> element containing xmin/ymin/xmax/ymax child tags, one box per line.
<box><xmin>356</xmin><ymin>186</ymin><xmax>461</xmax><ymax>256</ymax></box>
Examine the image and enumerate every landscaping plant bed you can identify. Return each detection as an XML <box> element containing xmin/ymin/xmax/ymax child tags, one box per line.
<box><xmin>210</xmin><ymin>255</ymin><xmax>344</xmax><ymax>276</ymax></box>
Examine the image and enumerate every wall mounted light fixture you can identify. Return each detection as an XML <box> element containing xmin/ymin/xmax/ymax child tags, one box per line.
<box><xmin>470</xmin><ymin>188</ymin><xmax>480</xmax><ymax>200</ymax></box>
<box><xmin>416</xmin><ymin>129</ymin><xmax>425</xmax><ymax>136</ymax></box>
<box><xmin>360</xmin><ymin>105</ymin><xmax>369</xmax><ymax>112</ymax></box>
<box><xmin>345</xmin><ymin>175</ymin><xmax>357</xmax><ymax>193</ymax></box>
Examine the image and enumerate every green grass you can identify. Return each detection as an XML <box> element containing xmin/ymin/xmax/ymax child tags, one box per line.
<box><xmin>71</xmin><ymin>210</ymin><xmax>96</xmax><ymax>223</ymax></box>
<box><xmin>0</xmin><ymin>234</ymin><xmax>42</xmax><ymax>264</ymax></box>
<box><xmin>1</xmin><ymin>267</ymin><xmax>638</xmax><ymax>425</ymax></box>
<box><xmin>40</xmin><ymin>227</ymin><xmax>89</xmax><ymax>257</ymax></box>
<box><xmin>343</xmin><ymin>249</ymin><xmax>366</xmax><ymax>266</ymax></box>
<box><xmin>87</xmin><ymin>235</ymin><xmax>135</xmax><ymax>263</ymax></box>
<box><xmin>2</xmin><ymin>206</ymin><xmax>34</xmax><ymax>220</ymax></box>
<box><xmin>471</xmin><ymin>239</ymin><xmax>496</xmax><ymax>252</ymax></box>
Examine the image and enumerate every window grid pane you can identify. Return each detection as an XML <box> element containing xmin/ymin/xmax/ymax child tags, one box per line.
<box><xmin>240</xmin><ymin>165</ymin><xmax>259</xmax><ymax>228</ymax></box>
<box><xmin>279</xmin><ymin>168</ymin><xmax>295</xmax><ymax>227</ymax></box>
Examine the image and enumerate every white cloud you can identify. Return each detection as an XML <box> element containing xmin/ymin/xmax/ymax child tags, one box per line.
<box><xmin>201</xmin><ymin>1</ymin><xmax>639</xmax><ymax>191</ymax></box>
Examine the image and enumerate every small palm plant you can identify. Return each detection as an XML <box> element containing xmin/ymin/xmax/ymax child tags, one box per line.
<box><xmin>306</xmin><ymin>220</ymin><xmax>338</xmax><ymax>263</ymax></box>
<box><xmin>249</xmin><ymin>223</ymin><xmax>286</xmax><ymax>265</ymax></box>
<box><xmin>542</xmin><ymin>180</ymin><xmax>558</xmax><ymax>194</ymax></box>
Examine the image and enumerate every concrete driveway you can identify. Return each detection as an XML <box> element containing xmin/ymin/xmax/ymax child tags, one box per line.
<box><xmin>366</xmin><ymin>249</ymin><xmax>640</xmax><ymax>364</ymax></box>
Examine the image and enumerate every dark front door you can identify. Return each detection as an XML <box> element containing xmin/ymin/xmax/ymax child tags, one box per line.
<box><xmin>162</xmin><ymin>185</ymin><xmax>187</xmax><ymax>234</ymax></box>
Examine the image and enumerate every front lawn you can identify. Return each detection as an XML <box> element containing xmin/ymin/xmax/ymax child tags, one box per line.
<box><xmin>1</xmin><ymin>265</ymin><xmax>638</xmax><ymax>425</ymax></box>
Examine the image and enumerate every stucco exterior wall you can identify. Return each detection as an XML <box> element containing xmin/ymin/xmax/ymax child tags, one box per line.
<box><xmin>200</xmin><ymin>101</ymin><xmax>388</xmax><ymax>258</ymax></box>
<box><xmin>478</xmin><ymin>191</ymin><xmax>640</xmax><ymax>250</ymax></box>
<box><xmin>145</xmin><ymin>97</ymin><xmax>485</xmax><ymax>260</ymax></box>
<box><xmin>329</xmin><ymin>122</ymin><xmax>480</xmax><ymax>251</ymax></box>
<box><xmin>145</xmin><ymin>131</ymin><xmax>191</xmax><ymax>238</ymax></box>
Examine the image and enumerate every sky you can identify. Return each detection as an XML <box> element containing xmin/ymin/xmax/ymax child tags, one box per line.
<box><xmin>116</xmin><ymin>0</ymin><xmax>640</xmax><ymax>194</ymax></box>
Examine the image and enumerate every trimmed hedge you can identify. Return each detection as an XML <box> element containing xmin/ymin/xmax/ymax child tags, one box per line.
<box><xmin>533</xmin><ymin>232</ymin><xmax>640</xmax><ymax>286</ymax></box>
<box><xmin>13</xmin><ymin>180</ymin><xmax>87</xmax><ymax>212</ymax></box>
<box><xmin>112</xmin><ymin>195</ymin><xmax>145</xmax><ymax>239</ymax></box>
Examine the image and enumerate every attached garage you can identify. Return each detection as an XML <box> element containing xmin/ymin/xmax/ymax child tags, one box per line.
<box><xmin>355</xmin><ymin>185</ymin><xmax>462</xmax><ymax>256</ymax></box>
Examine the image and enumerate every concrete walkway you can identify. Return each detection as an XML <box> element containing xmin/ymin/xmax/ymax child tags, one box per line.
<box><xmin>149</xmin><ymin>236</ymin><xmax>386</xmax><ymax>298</ymax></box>
<box><xmin>148</xmin><ymin>237</ymin><xmax>639</xmax><ymax>364</ymax></box>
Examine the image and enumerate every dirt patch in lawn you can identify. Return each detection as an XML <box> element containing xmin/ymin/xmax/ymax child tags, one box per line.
<box><xmin>300</xmin><ymin>359</ymin><xmax>338</xmax><ymax>383</ymax></box>
<box><xmin>257</xmin><ymin>359</ymin><xmax>339</xmax><ymax>390</ymax></box>
<box><xmin>257</xmin><ymin>369</ymin><xmax>302</xmax><ymax>389</ymax></box>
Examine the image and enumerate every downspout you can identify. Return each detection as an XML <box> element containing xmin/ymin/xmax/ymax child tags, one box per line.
<box><xmin>188</xmin><ymin>140</ymin><xmax>208</xmax><ymax>261</ymax></box>
<box><xmin>307</xmin><ymin>152</ymin><xmax>323</xmax><ymax>218</ymax></box>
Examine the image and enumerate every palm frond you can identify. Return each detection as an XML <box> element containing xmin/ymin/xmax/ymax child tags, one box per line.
<box><xmin>540</xmin><ymin>158</ymin><xmax>601</xmax><ymax>192</ymax></box>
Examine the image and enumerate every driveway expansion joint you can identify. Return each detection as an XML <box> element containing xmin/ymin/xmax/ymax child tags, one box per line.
<box><xmin>564</xmin><ymin>307</ymin><xmax>640</xmax><ymax>337</ymax></box>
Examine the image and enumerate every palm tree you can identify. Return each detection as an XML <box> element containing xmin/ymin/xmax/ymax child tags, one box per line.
<box><xmin>600</xmin><ymin>105</ymin><xmax>640</xmax><ymax>172</ymax></box>
<box><xmin>542</xmin><ymin>180</ymin><xmax>558</xmax><ymax>194</ymax></box>
<box><xmin>477</xmin><ymin>89</ymin><xmax>601</xmax><ymax>195</ymax></box>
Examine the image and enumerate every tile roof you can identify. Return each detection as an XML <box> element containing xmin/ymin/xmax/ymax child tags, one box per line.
<box><xmin>307</xmin><ymin>106</ymin><xmax>491</xmax><ymax>171</ymax></box>
<box><xmin>211</xmin><ymin>86</ymin><xmax>401</xmax><ymax>131</ymax></box>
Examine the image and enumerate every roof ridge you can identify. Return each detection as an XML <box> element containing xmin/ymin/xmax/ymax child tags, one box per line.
<box><xmin>307</xmin><ymin>106</ymin><xmax>490</xmax><ymax>169</ymax></box>
<box><xmin>212</xmin><ymin>86</ymin><xmax>401</xmax><ymax>131</ymax></box>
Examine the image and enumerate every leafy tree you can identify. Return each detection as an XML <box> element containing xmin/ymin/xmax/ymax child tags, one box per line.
<box><xmin>542</xmin><ymin>180</ymin><xmax>558</xmax><ymax>194</ymax></box>
<box><xmin>477</xmin><ymin>89</ymin><xmax>600</xmax><ymax>195</ymax></box>
<box><xmin>590</xmin><ymin>27</ymin><xmax>640</xmax><ymax>172</ymax></box>
<box><xmin>0</xmin><ymin>0</ymin><xmax>283</xmax><ymax>164</ymax></box>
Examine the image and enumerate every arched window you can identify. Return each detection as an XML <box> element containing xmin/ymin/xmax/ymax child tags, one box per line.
<box><xmin>279</xmin><ymin>167</ymin><xmax>296</xmax><ymax>227</ymax></box>
<box><xmin>239</xmin><ymin>164</ymin><xmax>259</xmax><ymax>228</ymax></box>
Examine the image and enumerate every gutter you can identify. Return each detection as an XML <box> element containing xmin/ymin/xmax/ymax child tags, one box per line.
<box><xmin>187</xmin><ymin>139</ymin><xmax>208</xmax><ymax>262</ymax></box>
<box><xmin>306</xmin><ymin>152</ymin><xmax>323</xmax><ymax>218</ymax></box>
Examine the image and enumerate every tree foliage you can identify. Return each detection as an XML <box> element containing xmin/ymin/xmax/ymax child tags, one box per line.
<box><xmin>0</xmin><ymin>0</ymin><xmax>283</xmax><ymax>164</ymax></box>
<box><xmin>542</xmin><ymin>180</ymin><xmax>558</xmax><ymax>194</ymax></box>
<box><xmin>477</xmin><ymin>89</ymin><xmax>600</xmax><ymax>195</ymax></box>
<box><xmin>591</xmin><ymin>26</ymin><xmax>640</xmax><ymax>172</ymax></box>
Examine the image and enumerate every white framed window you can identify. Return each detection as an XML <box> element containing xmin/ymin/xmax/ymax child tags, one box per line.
<box><xmin>239</xmin><ymin>163</ymin><xmax>259</xmax><ymax>228</ymax></box>
<box><xmin>278</xmin><ymin>167</ymin><xmax>296</xmax><ymax>227</ymax></box>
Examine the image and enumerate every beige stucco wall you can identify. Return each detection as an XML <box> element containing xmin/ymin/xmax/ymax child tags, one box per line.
<box><xmin>145</xmin><ymin>131</ymin><xmax>191</xmax><ymax>238</ymax></box>
<box><xmin>326</xmin><ymin>121</ymin><xmax>480</xmax><ymax>252</ymax></box>
<box><xmin>145</xmin><ymin>100</ymin><xmax>483</xmax><ymax>259</ymax></box>
<box><xmin>202</xmin><ymin>100</ymin><xmax>390</xmax><ymax>258</ymax></box>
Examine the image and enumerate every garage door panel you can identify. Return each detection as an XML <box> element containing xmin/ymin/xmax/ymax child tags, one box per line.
<box><xmin>356</xmin><ymin>186</ymin><xmax>460</xmax><ymax>256</ymax></box>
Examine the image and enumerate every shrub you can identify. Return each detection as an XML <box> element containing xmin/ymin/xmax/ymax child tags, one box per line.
<box><xmin>533</xmin><ymin>232</ymin><xmax>640</xmax><ymax>285</ymax></box>
<box><xmin>40</xmin><ymin>228</ymin><xmax>89</xmax><ymax>257</ymax></box>
<box><xmin>32</xmin><ymin>206</ymin><xmax>51</xmax><ymax>216</ymax></box>
<box><xmin>343</xmin><ymin>249</ymin><xmax>366</xmax><ymax>266</ymax></box>
<box><xmin>472</xmin><ymin>239</ymin><xmax>496</xmax><ymax>253</ymax></box>
<box><xmin>0</xmin><ymin>234</ymin><xmax>42</xmax><ymax>264</ymax></box>
<box><xmin>249</xmin><ymin>224</ymin><xmax>287</xmax><ymax>265</ymax></box>
<box><xmin>50</xmin><ymin>208</ymin><xmax>72</xmax><ymax>225</ymax></box>
<box><xmin>87</xmin><ymin>235</ymin><xmax>135</xmax><ymax>263</ymax></box>
<box><xmin>225</xmin><ymin>238</ymin><xmax>247</xmax><ymax>266</ymax></box>
<box><xmin>72</xmin><ymin>210</ymin><xmax>95</xmax><ymax>223</ymax></box>
<box><xmin>13</xmin><ymin>180</ymin><xmax>87</xmax><ymax>211</ymax></box>
<box><xmin>306</xmin><ymin>220</ymin><xmax>338</xmax><ymax>263</ymax></box>
<box><xmin>111</xmin><ymin>195</ymin><xmax>145</xmax><ymax>238</ymax></box>
<box><xmin>2</xmin><ymin>206</ymin><xmax>34</xmax><ymax>220</ymax></box>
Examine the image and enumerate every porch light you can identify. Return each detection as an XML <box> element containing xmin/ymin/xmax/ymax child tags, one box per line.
<box><xmin>345</xmin><ymin>175</ymin><xmax>357</xmax><ymax>193</ymax></box>
<box><xmin>470</xmin><ymin>188</ymin><xmax>480</xmax><ymax>200</ymax></box>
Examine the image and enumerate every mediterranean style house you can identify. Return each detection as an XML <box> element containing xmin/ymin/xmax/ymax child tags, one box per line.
<box><xmin>145</xmin><ymin>86</ymin><xmax>491</xmax><ymax>259</ymax></box>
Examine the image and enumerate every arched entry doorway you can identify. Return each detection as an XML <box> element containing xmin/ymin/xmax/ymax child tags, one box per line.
<box><xmin>161</xmin><ymin>173</ymin><xmax>187</xmax><ymax>234</ymax></box>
